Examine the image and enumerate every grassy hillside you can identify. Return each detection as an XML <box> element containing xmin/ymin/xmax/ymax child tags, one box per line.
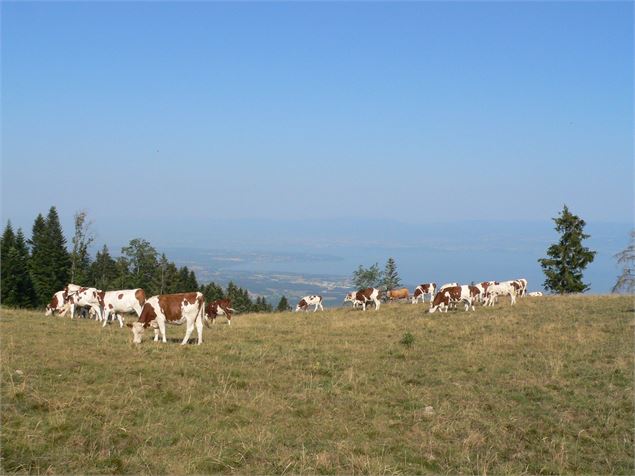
<box><xmin>1</xmin><ymin>296</ymin><xmax>633</xmax><ymax>474</ymax></box>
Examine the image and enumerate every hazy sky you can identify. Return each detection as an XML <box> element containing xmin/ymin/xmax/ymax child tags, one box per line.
<box><xmin>2</xmin><ymin>2</ymin><xmax>633</xmax><ymax>236</ymax></box>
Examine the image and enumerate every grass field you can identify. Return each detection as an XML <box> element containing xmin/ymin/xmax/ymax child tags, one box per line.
<box><xmin>1</xmin><ymin>295</ymin><xmax>633</xmax><ymax>474</ymax></box>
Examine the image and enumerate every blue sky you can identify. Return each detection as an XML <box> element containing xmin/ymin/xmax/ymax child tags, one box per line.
<box><xmin>1</xmin><ymin>2</ymin><xmax>633</xmax><ymax>291</ymax></box>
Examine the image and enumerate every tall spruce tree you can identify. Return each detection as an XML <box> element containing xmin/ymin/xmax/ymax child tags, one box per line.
<box><xmin>89</xmin><ymin>245</ymin><xmax>119</xmax><ymax>290</ymax></box>
<box><xmin>45</xmin><ymin>206</ymin><xmax>71</xmax><ymax>290</ymax></box>
<box><xmin>538</xmin><ymin>205</ymin><xmax>596</xmax><ymax>294</ymax></box>
<box><xmin>381</xmin><ymin>257</ymin><xmax>401</xmax><ymax>290</ymax></box>
<box><xmin>613</xmin><ymin>230</ymin><xmax>635</xmax><ymax>294</ymax></box>
<box><xmin>3</xmin><ymin>229</ymin><xmax>37</xmax><ymax>307</ymax></box>
<box><xmin>226</xmin><ymin>281</ymin><xmax>252</xmax><ymax>313</ymax></box>
<box><xmin>1</xmin><ymin>221</ymin><xmax>17</xmax><ymax>302</ymax></box>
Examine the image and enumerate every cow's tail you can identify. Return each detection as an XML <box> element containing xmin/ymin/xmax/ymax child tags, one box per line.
<box><xmin>227</xmin><ymin>307</ymin><xmax>237</xmax><ymax>313</ymax></box>
<box><xmin>198</xmin><ymin>299</ymin><xmax>207</xmax><ymax>328</ymax></box>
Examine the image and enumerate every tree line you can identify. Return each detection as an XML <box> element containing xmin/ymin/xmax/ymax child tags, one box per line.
<box><xmin>1</xmin><ymin>206</ymin><xmax>291</xmax><ymax>312</ymax></box>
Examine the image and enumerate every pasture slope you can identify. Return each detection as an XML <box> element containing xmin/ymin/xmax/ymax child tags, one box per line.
<box><xmin>1</xmin><ymin>295</ymin><xmax>633</xmax><ymax>475</ymax></box>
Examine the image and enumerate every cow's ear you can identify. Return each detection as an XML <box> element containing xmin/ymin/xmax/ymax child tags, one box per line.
<box><xmin>126</xmin><ymin>323</ymin><xmax>133</xmax><ymax>328</ymax></box>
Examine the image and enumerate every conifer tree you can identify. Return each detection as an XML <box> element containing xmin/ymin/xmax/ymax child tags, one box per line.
<box><xmin>1</xmin><ymin>221</ymin><xmax>17</xmax><ymax>302</ymax></box>
<box><xmin>613</xmin><ymin>230</ymin><xmax>635</xmax><ymax>294</ymax></box>
<box><xmin>200</xmin><ymin>282</ymin><xmax>225</xmax><ymax>302</ymax></box>
<box><xmin>381</xmin><ymin>257</ymin><xmax>401</xmax><ymax>291</ymax></box>
<box><xmin>538</xmin><ymin>205</ymin><xmax>596</xmax><ymax>294</ymax></box>
<box><xmin>89</xmin><ymin>245</ymin><xmax>118</xmax><ymax>290</ymax></box>
<box><xmin>276</xmin><ymin>295</ymin><xmax>291</xmax><ymax>312</ymax></box>
<box><xmin>121</xmin><ymin>238</ymin><xmax>158</xmax><ymax>294</ymax></box>
<box><xmin>3</xmin><ymin>229</ymin><xmax>37</xmax><ymax>307</ymax></box>
<box><xmin>226</xmin><ymin>281</ymin><xmax>252</xmax><ymax>313</ymax></box>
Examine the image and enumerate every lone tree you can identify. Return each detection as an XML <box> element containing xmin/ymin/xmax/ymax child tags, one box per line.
<box><xmin>381</xmin><ymin>257</ymin><xmax>401</xmax><ymax>290</ymax></box>
<box><xmin>276</xmin><ymin>295</ymin><xmax>291</xmax><ymax>312</ymax></box>
<box><xmin>538</xmin><ymin>205</ymin><xmax>596</xmax><ymax>294</ymax></box>
<box><xmin>612</xmin><ymin>230</ymin><xmax>635</xmax><ymax>294</ymax></box>
<box><xmin>352</xmin><ymin>263</ymin><xmax>383</xmax><ymax>289</ymax></box>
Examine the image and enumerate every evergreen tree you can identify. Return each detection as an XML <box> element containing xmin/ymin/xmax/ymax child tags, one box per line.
<box><xmin>381</xmin><ymin>257</ymin><xmax>401</xmax><ymax>290</ymax></box>
<box><xmin>114</xmin><ymin>256</ymin><xmax>131</xmax><ymax>290</ymax></box>
<box><xmin>200</xmin><ymin>282</ymin><xmax>225</xmax><ymax>302</ymax></box>
<box><xmin>88</xmin><ymin>245</ymin><xmax>119</xmax><ymax>290</ymax></box>
<box><xmin>29</xmin><ymin>209</ymin><xmax>70</xmax><ymax>306</ymax></box>
<box><xmin>69</xmin><ymin>210</ymin><xmax>94</xmax><ymax>285</ymax></box>
<box><xmin>276</xmin><ymin>295</ymin><xmax>291</xmax><ymax>312</ymax></box>
<box><xmin>3</xmin><ymin>229</ymin><xmax>37</xmax><ymax>307</ymax></box>
<box><xmin>121</xmin><ymin>238</ymin><xmax>158</xmax><ymax>294</ymax></box>
<box><xmin>613</xmin><ymin>230</ymin><xmax>635</xmax><ymax>294</ymax></box>
<box><xmin>188</xmin><ymin>270</ymin><xmax>199</xmax><ymax>291</ymax></box>
<box><xmin>226</xmin><ymin>281</ymin><xmax>252</xmax><ymax>313</ymax></box>
<box><xmin>352</xmin><ymin>263</ymin><xmax>383</xmax><ymax>289</ymax></box>
<box><xmin>538</xmin><ymin>205</ymin><xmax>596</xmax><ymax>294</ymax></box>
<box><xmin>1</xmin><ymin>221</ymin><xmax>17</xmax><ymax>302</ymax></box>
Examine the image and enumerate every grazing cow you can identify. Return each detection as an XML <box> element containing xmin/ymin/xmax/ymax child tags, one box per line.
<box><xmin>386</xmin><ymin>288</ymin><xmax>409</xmax><ymax>301</ymax></box>
<box><xmin>101</xmin><ymin>289</ymin><xmax>146</xmax><ymax>328</ymax></box>
<box><xmin>436</xmin><ymin>282</ymin><xmax>459</xmax><ymax>309</ymax></box>
<box><xmin>344</xmin><ymin>288</ymin><xmax>381</xmax><ymax>311</ymax></box>
<box><xmin>528</xmin><ymin>291</ymin><xmax>543</xmax><ymax>297</ymax></box>
<box><xmin>515</xmin><ymin>278</ymin><xmax>528</xmax><ymax>297</ymax></box>
<box><xmin>128</xmin><ymin>292</ymin><xmax>205</xmax><ymax>345</ymax></box>
<box><xmin>295</xmin><ymin>295</ymin><xmax>324</xmax><ymax>312</ymax></box>
<box><xmin>412</xmin><ymin>283</ymin><xmax>437</xmax><ymax>305</ymax></box>
<box><xmin>430</xmin><ymin>285</ymin><xmax>480</xmax><ymax>313</ymax></box>
<box><xmin>484</xmin><ymin>282</ymin><xmax>517</xmax><ymax>306</ymax></box>
<box><xmin>45</xmin><ymin>290</ymin><xmax>72</xmax><ymax>316</ymax></box>
<box><xmin>205</xmin><ymin>299</ymin><xmax>236</xmax><ymax>324</ymax></box>
<box><xmin>67</xmin><ymin>287</ymin><xmax>105</xmax><ymax>321</ymax></box>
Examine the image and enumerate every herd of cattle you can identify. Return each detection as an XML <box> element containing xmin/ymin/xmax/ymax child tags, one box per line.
<box><xmin>44</xmin><ymin>278</ymin><xmax>541</xmax><ymax>344</ymax></box>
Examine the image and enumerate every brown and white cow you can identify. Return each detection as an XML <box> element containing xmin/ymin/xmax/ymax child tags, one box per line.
<box><xmin>295</xmin><ymin>295</ymin><xmax>324</xmax><ymax>312</ymax></box>
<box><xmin>45</xmin><ymin>290</ymin><xmax>72</xmax><ymax>316</ymax></box>
<box><xmin>411</xmin><ymin>283</ymin><xmax>437</xmax><ymax>305</ymax></box>
<box><xmin>515</xmin><ymin>278</ymin><xmax>528</xmax><ymax>297</ymax></box>
<box><xmin>205</xmin><ymin>299</ymin><xmax>236</xmax><ymax>324</ymax></box>
<box><xmin>484</xmin><ymin>282</ymin><xmax>517</xmax><ymax>306</ymax></box>
<box><xmin>101</xmin><ymin>289</ymin><xmax>146</xmax><ymax>328</ymax></box>
<box><xmin>430</xmin><ymin>285</ymin><xmax>480</xmax><ymax>313</ymax></box>
<box><xmin>386</xmin><ymin>288</ymin><xmax>409</xmax><ymax>301</ymax></box>
<box><xmin>127</xmin><ymin>292</ymin><xmax>205</xmax><ymax>345</ymax></box>
<box><xmin>67</xmin><ymin>287</ymin><xmax>105</xmax><ymax>321</ymax></box>
<box><xmin>528</xmin><ymin>291</ymin><xmax>543</xmax><ymax>297</ymax></box>
<box><xmin>344</xmin><ymin>288</ymin><xmax>381</xmax><ymax>311</ymax></box>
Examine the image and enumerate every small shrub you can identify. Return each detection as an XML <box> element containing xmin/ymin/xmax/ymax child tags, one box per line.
<box><xmin>400</xmin><ymin>331</ymin><xmax>415</xmax><ymax>348</ymax></box>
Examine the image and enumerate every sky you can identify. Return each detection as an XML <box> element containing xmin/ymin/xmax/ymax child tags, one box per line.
<box><xmin>1</xmin><ymin>2</ymin><xmax>633</xmax><ymax>291</ymax></box>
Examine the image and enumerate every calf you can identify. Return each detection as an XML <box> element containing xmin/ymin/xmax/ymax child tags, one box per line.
<box><xmin>45</xmin><ymin>290</ymin><xmax>71</xmax><ymax>316</ymax></box>
<box><xmin>411</xmin><ymin>283</ymin><xmax>437</xmax><ymax>305</ymax></box>
<box><xmin>344</xmin><ymin>288</ymin><xmax>381</xmax><ymax>311</ymax></box>
<box><xmin>430</xmin><ymin>285</ymin><xmax>480</xmax><ymax>313</ymax></box>
<box><xmin>386</xmin><ymin>288</ymin><xmax>409</xmax><ymax>301</ymax></box>
<box><xmin>295</xmin><ymin>295</ymin><xmax>324</xmax><ymax>312</ymax></box>
<box><xmin>101</xmin><ymin>289</ymin><xmax>146</xmax><ymax>328</ymax></box>
<box><xmin>128</xmin><ymin>292</ymin><xmax>205</xmax><ymax>345</ymax></box>
<box><xmin>205</xmin><ymin>299</ymin><xmax>235</xmax><ymax>324</ymax></box>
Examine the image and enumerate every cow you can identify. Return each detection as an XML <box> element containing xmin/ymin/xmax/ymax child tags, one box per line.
<box><xmin>528</xmin><ymin>291</ymin><xmax>543</xmax><ymax>297</ymax></box>
<box><xmin>45</xmin><ymin>290</ymin><xmax>72</xmax><ymax>316</ymax></box>
<box><xmin>295</xmin><ymin>295</ymin><xmax>324</xmax><ymax>312</ymax></box>
<box><xmin>484</xmin><ymin>282</ymin><xmax>517</xmax><ymax>306</ymax></box>
<box><xmin>515</xmin><ymin>278</ymin><xmax>528</xmax><ymax>297</ymax></box>
<box><xmin>67</xmin><ymin>287</ymin><xmax>105</xmax><ymax>321</ymax></box>
<box><xmin>411</xmin><ymin>283</ymin><xmax>437</xmax><ymax>305</ymax></box>
<box><xmin>127</xmin><ymin>292</ymin><xmax>205</xmax><ymax>345</ymax></box>
<box><xmin>100</xmin><ymin>289</ymin><xmax>146</xmax><ymax>328</ymax></box>
<box><xmin>386</xmin><ymin>288</ymin><xmax>409</xmax><ymax>301</ymax></box>
<box><xmin>344</xmin><ymin>288</ymin><xmax>381</xmax><ymax>311</ymax></box>
<box><xmin>436</xmin><ymin>282</ymin><xmax>459</xmax><ymax>309</ymax></box>
<box><xmin>205</xmin><ymin>299</ymin><xmax>236</xmax><ymax>324</ymax></box>
<box><xmin>429</xmin><ymin>285</ymin><xmax>480</xmax><ymax>313</ymax></box>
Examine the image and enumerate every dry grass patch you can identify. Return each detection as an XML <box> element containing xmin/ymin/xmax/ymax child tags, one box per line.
<box><xmin>1</xmin><ymin>295</ymin><xmax>633</xmax><ymax>474</ymax></box>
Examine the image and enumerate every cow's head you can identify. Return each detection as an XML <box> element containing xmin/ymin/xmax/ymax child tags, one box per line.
<box><xmin>344</xmin><ymin>293</ymin><xmax>354</xmax><ymax>304</ymax></box>
<box><xmin>44</xmin><ymin>305</ymin><xmax>53</xmax><ymax>316</ymax></box>
<box><xmin>127</xmin><ymin>322</ymin><xmax>145</xmax><ymax>344</ymax></box>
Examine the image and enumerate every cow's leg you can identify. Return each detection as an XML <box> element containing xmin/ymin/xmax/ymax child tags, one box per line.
<box><xmin>157</xmin><ymin>319</ymin><xmax>167</xmax><ymax>343</ymax></box>
<box><xmin>195</xmin><ymin>312</ymin><xmax>204</xmax><ymax>344</ymax></box>
<box><xmin>117</xmin><ymin>313</ymin><xmax>124</xmax><ymax>328</ymax></box>
<box><xmin>318</xmin><ymin>302</ymin><xmax>324</xmax><ymax>311</ymax></box>
<box><xmin>153</xmin><ymin>328</ymin><xmax>160</xmax><ymax>341</ymax></box>
<box><xmin>374</xmin><ymin>298</ymin><xmax>380</xmax><ymax>311</ymax></box>
<box><xmin>181</xmin><ymin>321</ymin><xmax>195</xmax><ymax>345</ymax></box>
<box><xmin>102</xmin><ymin>308</ymin><xmax>110</xmax><ymax>327</ymax></box>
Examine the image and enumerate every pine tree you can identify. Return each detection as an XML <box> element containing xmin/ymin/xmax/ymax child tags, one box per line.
<box><xmin>226</xmin><ymin>281</ymin><xmax>252</xmax><ymax>313</ymax></box>
<box><xmin>200</xmin><ymin>282</ymin><xmax>225</xmax><ymax>302</ymax></box>
<box><xmin>89</xmin><ymin>245</ymin><xmax>119</xmax><ymax>290</ymax></box>
<box><xmin>276</xmin><ymin>295</ymin><xmax>291</xmax><ymax>312</ymax></box>
<box><xmin>4</xmin><ymin>229</ymin><xmax>37</xmax><ymax>307</ymax></box>
<box><xmin>613</xmin><ymin>230</ymin><xmax>635</xmax><ymax>294</ymax></box>
<box><xmin>381</xmin><ymin>257</ymin><xmax>401</xmax><ymax>291</ymax></box>
<box><xmin>45</xmin><ymin>206</ymin><xmax>71</xmax><ymax>292</ymax></box>
<box><xmin>352</xmin><ymin>263</ymin><xmax>383</xmax><ymax>289</ymax></box>
<box><xmin>538</xmin><ymin>205</ymin><xmax>596</xmax><ymax>294</ymax></box>
<box><xmin>1</xmin><ymin>221</ymin><xmax>17</xmax><ymax>302</ymax></box>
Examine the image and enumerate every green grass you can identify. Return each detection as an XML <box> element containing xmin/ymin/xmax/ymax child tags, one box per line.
<box><xmin>1</xmin><ymin>295</ymin><xmax>633</xmax><ymax>474</ymax></box>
